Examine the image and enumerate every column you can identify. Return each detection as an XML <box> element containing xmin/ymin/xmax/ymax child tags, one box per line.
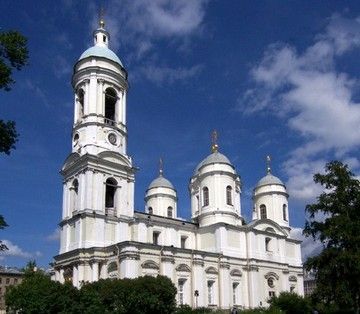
<box><xmin>119</xmin><ymin>246</ymin><xmax>140</xmax><ymax>278</ymax></box>
<box><xmin>160</xmin><ymin>250</ymin><xmax>175</xmax><ymax>280</ymax></box>
<box><xmin>122</xmin><ymin>91</ymin><xmax>126</xmax><ymax>125</ymax></box>
<box><xmin>192</xmin><ymin>255</ymin><xmax>205</xmax><ymax>308</ymax></box>
<box><xmin>78</xmin><ymin>263</ymin><xmax>85</xmax><ymax>287</ymax></box>
<box><xmin>73</xmin><ymin>265</ymin><xmax>79</xmax><ymax>288</ymax></box>
<box><xmin>59</xmin><ymin>269</ymin><xmax>65</xmax><ymax>284</ymax></box>
<box><xmin>92</xmin><ymin>261</ymin><xmax>99</xmax><ymax>282</ymax></box>
<box><xmin>219</xmin><ymin>260</ymin><xmax>230</xmax><ymax>309</ymax></box>
<box><xmin>100</xmin><ymin>262</ymin><xmax>107</xmax><ymax>279</ymax></box>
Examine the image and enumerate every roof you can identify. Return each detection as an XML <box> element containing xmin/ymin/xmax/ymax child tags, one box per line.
<box><xmin>194</xmin><ymin>152</ymin><xmax>233</xmax><ymax>175</ymax></box>
<box><xmin>148</xmin><ymin>175</ymin><xmax>174</xmax><ymax>190</ymax></box>
<box><xmin>79</xmin><ymin>46</ymin><xmax>123</xmax><ymax>66</ymax></box>
<box><xmin>256</xmin><ymin>173</ymin><xmax>284</xmax><ymax>188</ymax></box>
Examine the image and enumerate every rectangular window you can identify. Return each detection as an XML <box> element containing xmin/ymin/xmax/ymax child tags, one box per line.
<box><xmin>269</xmin><ymin>291</ymin><xmax>275</xmax><ymax>298</ymax></box>
<box><xmin>14</xmin><ymin>278</ymin><xmax>18</xmax><ymax>284</ymax></box>
<box><xmin>207</xmin><ymin>281</ymin><xmax>214</xmax><ymax>305</ymax></box>
<box><xmin>153</xmin><ymin>232</ymin><xmax>160</xmax><ymax>245</ymax></box>
<box><xmin>178</xmin><ymin>279</ymin><xmax>185</xmax><ymax>305</ymax></box>
<box><xmin>5</xmin><ymin>278</ymin><xmax>10</xmax><ymax>285</ymax></box>
<box><xmin>180</xmin><ymin>236</ymin><xmax>187</xmax><ymax>249</ymax></box>
<box><xmin>232</xmin><ymin>282</ymin><xmax>239</xmax><ymax>304</ymax></box>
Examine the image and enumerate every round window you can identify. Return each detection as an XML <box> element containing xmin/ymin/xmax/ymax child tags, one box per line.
<box><xmin>108</xmin><ymin>133</ymin><xmax>117</xmax><ymax>145</ymax></box>
<box><xmin>267</xmin><ymin>278</ymin><xmax>275</xmax><ymax>288</ymax></box>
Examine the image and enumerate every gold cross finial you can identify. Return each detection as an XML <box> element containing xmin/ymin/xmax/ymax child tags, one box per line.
<box><xmin>211</xmin><ymin>130</ymin><xmax>219</xmax><ymax>153</ymax></box>
<box><xmin>99</xmin><ymin>7</ymin><xmax>105</xmax><ymax>28</ymax></box>
<box><xmin>266</xmin><ymin>155</ymin><xmax>271</xmax><ymax>174</ymax></box>
<box><xmin>159</xmin><ymin>158</ymin><xmax>163</xmax><ymax>176</ymax></box>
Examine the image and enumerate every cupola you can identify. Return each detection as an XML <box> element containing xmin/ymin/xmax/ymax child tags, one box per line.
<box><xmin>189</xmin><ymin>131</ymin><xmax>242</xmax><ymax>227</ymax></box>
<box><xmin>145</xmin><ymin>159</ymin><xmax>177</xmax><ymax>218</ymax></box>
<box><xmin>253</xmin><ymin>156</ymin><xmax>290</xmax><ymax>231</ymax></box>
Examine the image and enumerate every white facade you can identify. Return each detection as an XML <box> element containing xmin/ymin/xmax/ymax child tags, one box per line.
<box><xmin>54</xmin><ymin>20</ymin><xmax>303</xmax><ymax>310</ymax></box>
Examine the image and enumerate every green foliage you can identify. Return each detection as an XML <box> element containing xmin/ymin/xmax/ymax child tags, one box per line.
<box><xmin>0</xmin><ymin>214</ymin><xmax>8</xmax><ymax>250</ymax></box>
<box><xmin>5</xmin><ymin>270</ymin><xmax>80</xmax><ymax>314</ymax></box>
<box><xmin>0</xmin><ymin>30</ymin><xmax>28</xmax><ymax>91</ymax></box>
<box><xmin>6</xmin><ymin>274</ymin><xmax>176</xmax><ymax>314</ymax></box>
<box><xmin>175</xmin><ymin>305</ymin><xmax>213</xmax><ymax>314</ymax></box>
<box><xmin>303</xmin><ymin>161</ymin><xmax>360</xmax><ymax>313</ymax></box>
<box><xmin>268</xmin><ymin>291</ymin><xmax>311</xmax><ymax>314</ymax></box>
<box><xmin>0</xmin><ymin>120</ymin><xmax>18</xmax><ymax>155</ymax></box>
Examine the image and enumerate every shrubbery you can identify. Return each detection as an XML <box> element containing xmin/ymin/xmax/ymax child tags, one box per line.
<box><xmin>5</xmin><ymin>271</ymin><xmax>176</xmax><ymax>314</ymax></box>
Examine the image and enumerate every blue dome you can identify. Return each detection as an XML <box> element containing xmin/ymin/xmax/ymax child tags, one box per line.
<box><xmin>193</xmin><ymin>152</ymin><xmax>233</xmax><ymax>175</ymax></box>
<box><xmin>256</xmin><ymin>173</ymin><xmax>284</xmax><ymax>188</ymax></box>
<box><xmin>148</xmin><ymin>175</ymin><xmax>174</xmax><ymax>190</ymax></box>
<box><xmin>79</xmin><ymin>46</ymin><xmax>123</xmax><ymax>66</ymax></box>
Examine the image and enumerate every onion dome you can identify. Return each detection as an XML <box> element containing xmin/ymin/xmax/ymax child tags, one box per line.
<box><xmin>78</xmin><ymin>16</ymin><xmax>123</xmax><ymax>66</ymax></box>
<box><xmin>255</xmin><ymin>155</ymin><xmax>284</xmax><ymax>188</ymax></box>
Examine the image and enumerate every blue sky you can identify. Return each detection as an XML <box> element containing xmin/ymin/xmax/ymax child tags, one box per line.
<box><xmin>1</xmin><ymin>0</ymin><xmax>360</xmax><ymax>268</ymax></box>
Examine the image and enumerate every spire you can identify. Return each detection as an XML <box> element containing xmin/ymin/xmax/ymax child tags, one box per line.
<box><xmin>266</xmin><ymin>155</ymin><xmax>271</xmax><ymax>174</ymax></box>
<box><xmin>93</xmin><ymin>7</ymin><xmax>109</xmax><ymax>47</ymax></box>
<box><xmin>159</xmin><ymin>158</ymin><xmax>163</xmax><ymax>177</ymax></box>
<box><xmin>211</xmin><ymin>130</ymin><xmax>219</xmax><ymax>153</ymax></box>
<box><xmin>99</xmin><ymin>7</ymin><xmax>105</xmax><ymax>29</ymax></box>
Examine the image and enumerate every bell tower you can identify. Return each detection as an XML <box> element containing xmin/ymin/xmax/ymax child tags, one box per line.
<box><xmin>58</xmin><ymin>17</ymin><xmax>135</xmax><ymax>256</ymax></box>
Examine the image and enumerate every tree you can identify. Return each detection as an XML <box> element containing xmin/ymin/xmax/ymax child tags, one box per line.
<box><xmin>5</xmin><ymin>270</ymin><xmax>80</xmax><ymax>314</ymax></box>
<box><xmin>268</xmin><ymin>291</ymin><xmax>311</xmax><ymax>314</ymax></box>
<box><xmin>0</xmin><ymin>30</ymin><xmax>29</xmax><ymax>154</ymax></box>
<box><xmin>303</xmin><ymin>161</ymin><xmax>360</xmax><ymax>313</ymax></box>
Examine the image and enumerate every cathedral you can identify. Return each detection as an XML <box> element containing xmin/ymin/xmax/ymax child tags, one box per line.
<box><xmin>53</xmin><ymin>19</ymin><xmax>303</xmax><ymax>309</ymax></box>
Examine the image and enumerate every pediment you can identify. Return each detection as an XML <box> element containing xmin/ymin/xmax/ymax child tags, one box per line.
<box><xmin>62</xmin><ymin>152</ymin><xmax>80</xmax><ymax>171</ymax></box>
<box><xmin>205</xmin><ymin>266</ymin><xmax>218</xmax><ymax>274</ymax></box>
<box><xmin>248</xmin><ymin>219</ymin><xmax>288</xmax><ymax>237</ymax></box>
<box><xmin>98</xmin><ymin>151</ymin><xmax>132</xmax><ymax>167</ymax></box>
<box><xmin>176</xmin><ymin>264</ymin><xmax>191</xmax><ymax>272</ymax></box>
<box><xmin>141</xmin><ymin>260</ymin><xmax>159</xmax><ymax>270</ymax></box>
<box><xmin>230</xmin><ymin>269</ymin><xmax>242</xmax><ymax>277</ymax></box>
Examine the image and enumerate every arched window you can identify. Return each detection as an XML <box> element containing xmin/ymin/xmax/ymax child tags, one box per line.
<box><xmin>226</xmin><ymin>186</ymin><xmax>232</xmax><ymax>205</ymax></box>
<box><xmin>283</xmin><ymin>204</ymin><xmax>288</xmax><ymax>221</ymax></box>
<box><xmin>105</xmin><ymin>178</ymin><xmax>117</xmax><ymax>209</ymax></box>
<box><xmin>260</xmin><ymin>204</ymin><xmax>267</xmax><ymax>219</ymax></box>
<box><xmin>71</xmin><ymin>179</ymin><xmax>79</xmax><ymax>212</ymax></box>
<box><xmin>148</xmin><ymin>207</ymin><xmax>153</xmax><ymax>215</ymax></box>
<box><xmin>203</xmin><ymin>187</ymin><xmax>209</xmax><ymax>207</ymax></box>
<box><xmin>167</xmin><ymin>206</ymin><xmax>173</xmax><ymax>218</ymax></box>
<box><xmin>105</xmin><ymin>88</ymin><xmax>117</xmax><ymax>124</ymax></box>
<box><xmin>77</xmin><ymin>89</ymin><xmax>84</xmax><ymax>121</ymax></box>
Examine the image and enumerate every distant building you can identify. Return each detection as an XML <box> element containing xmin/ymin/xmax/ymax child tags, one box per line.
<box><xmin>0</xmin><ymin>267</ymin><xmax>24</xmax><ymax>313</ymax></box>
<box><xmin>303</xmin><ymin>270</ymin><xmax>316</xmax><ymax>297</ymax></box>
<box><xmin>53</xmin><ymin>17</ymin><xmax>303</xmax><ymax>309</ymax></box>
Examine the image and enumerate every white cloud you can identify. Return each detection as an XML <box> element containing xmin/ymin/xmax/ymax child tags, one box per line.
<box><xmin>46</xmin><ymin>229</ymin><xmax>60</xmax><ymax>242</ymax></box>
<box><xmin>290</xmin><ymin>228</ymin><xmax>323</xmax><ymax>262</ymax></box>
<box><xmin>138</xmin><ymin>64</ymin><xmax>203</xmax><ymax>85</ymax></box>
<box><xmin>242</xmin><ymin>14</ymin><xmax>360</xmax><ymax>201</ymax></box>
<box><xmin>89</xmin><ymin>0</ymin><xmax>207</xmax><ymax>65</ymax></box>
<box><xmin>0</xmin><ymin>240</ymin><xmax>32</xmax><ymax>259</ymax></box>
